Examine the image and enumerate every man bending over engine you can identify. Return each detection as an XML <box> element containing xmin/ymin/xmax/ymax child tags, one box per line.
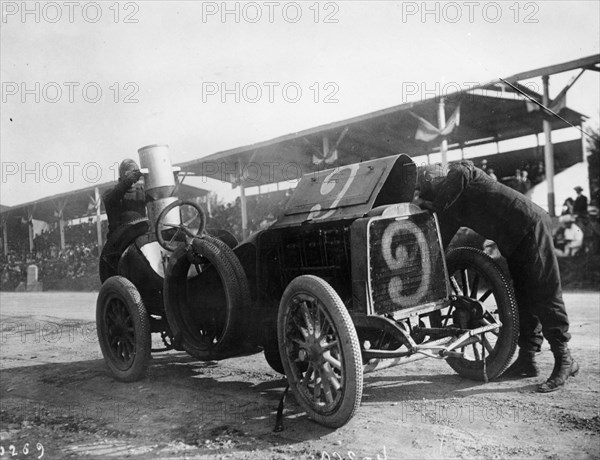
<box><xmin>414</xmin><ymin>160</ymin><xmax>578</xmax><ymax>393</ymax></box>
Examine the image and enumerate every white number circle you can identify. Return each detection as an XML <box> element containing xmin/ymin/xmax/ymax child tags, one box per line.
<box><xmin>381</xmin><ymin>220</ymin><xmax>432</xmax><ymax>306</ymax></box>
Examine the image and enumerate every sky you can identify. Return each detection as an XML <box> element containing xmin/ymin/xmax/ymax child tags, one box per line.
<box><xmin>1</xmin><ymin>0</ymin><xmax>599</xmax><ymax>206</ymax></box>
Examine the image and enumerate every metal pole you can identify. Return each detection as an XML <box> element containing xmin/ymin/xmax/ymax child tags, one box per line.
<box><xmin>95</xmin><ymin>187</ymin><xmax>103</xmax><ymax>251</ymax></box>
<box><xmin>542</xmin><ymin>75</ymin><xmax>556</xmax><ymax>216</ymax></box>
<box><xmin>437</xmin><ymin>98</ymin><xmax>448</xmax><ymax>168</ymax></box>
<box><xmin>240</xmin><ymin>184</ymin><xmax>248</xmax><ymax>241</ymax></box>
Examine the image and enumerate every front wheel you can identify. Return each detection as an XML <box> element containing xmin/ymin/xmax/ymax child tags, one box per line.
<box><xmin>444</xmin><ymin>247</ymin><xmax>518</xmax><ymax>381</ymax></box>
<box><xmin>96</xmin><ymin>276</ymin><xmax>151</xmax><ymax>382</ymax></box>
<box><xmin>278</xmin><ymin>275</ymin><xmax>363</xmax><ymax>428</ymax></box>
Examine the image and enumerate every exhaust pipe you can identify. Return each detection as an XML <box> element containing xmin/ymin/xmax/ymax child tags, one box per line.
<box><xmin>137</xmin><ymin>144</ymin><xmax>180</xmax><ymax>229</ymax></box>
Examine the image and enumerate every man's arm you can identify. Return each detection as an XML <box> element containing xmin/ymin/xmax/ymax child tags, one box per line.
<box><xmin>103</xmin><ymin>170</ymin><xmax>142</xmax><ymax>205</ymax></box>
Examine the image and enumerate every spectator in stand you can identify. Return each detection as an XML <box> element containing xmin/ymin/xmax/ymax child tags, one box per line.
<box><xmin>487</xmin><ymin>168</ymin><xmax>498</xmax><ymax>181</ymax></box>
<box><xmin>480</xmin><ymin>159</ymin><xmax>489</xmax><ymax>173</ymax></box>
<box><xmin>573</xmin><ymin>186</ymin><xmax>588</xmax><ymax>219</ymax></box>
<box><xmin>521</xmin><ymin>170</ymin><xmax>531</xmax><ymax>193</ymax></box>
<box><xmin>555</xmin><ymin>215</ymin><xmax>584</xmax><ymax>257</ymax></box>
<box><xmin>103</xmin><ymin>159</ymin><xmax>146</xmax><ymax>239</ymax></box>
<box><xmin>561</xmin><ymin>198</ymin><xmax>574</xmax><ymax>216</ymax></box>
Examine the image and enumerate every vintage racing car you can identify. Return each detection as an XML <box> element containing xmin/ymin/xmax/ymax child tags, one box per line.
<box><xmin>96</xmin><ymin>144</ymin><xmax>518</xmax><ymax>428</ymax></box>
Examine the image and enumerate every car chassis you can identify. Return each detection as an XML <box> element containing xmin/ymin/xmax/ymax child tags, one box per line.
<box><xmin>96</xmin><ymin>144</ymin><xmax>518</xmax><ymax>428</ymax></box>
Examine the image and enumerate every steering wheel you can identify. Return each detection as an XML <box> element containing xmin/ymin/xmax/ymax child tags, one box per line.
<box><xmin>155</xmin><ymin>200</ymin><xmax>206</xmax><ymax>251</ymax></box>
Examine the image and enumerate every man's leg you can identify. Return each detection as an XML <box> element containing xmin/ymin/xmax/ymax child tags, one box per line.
<box><xmin>523</xmin><ymin>219</ymin><xmax>578</xmax><ymax>392</ymax></box>
<box><xmin>503</xmin><ymin>231</ymin><xmax>543</xmax><ymax>378</ymax></box>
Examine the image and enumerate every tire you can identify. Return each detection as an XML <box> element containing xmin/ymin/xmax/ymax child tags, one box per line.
<box><xmin>202</xmin><ymin>235</ymin><xmax>251</xmax><ymax>315</ymax></box>
<box><xmin>96</xmin><ymin>276</ymin><xmax>151</xmax><ymax>382</ymax></box>
<box><xmin>164</xmin><ymin>238</ymin><xmax>244</xmax><ymax>359</ymax></box>
<box><xmin>444</xmin><ymin>247</ymin><xmax>519</xmax><ymax>381</ymax></box>
<box><xmin>278</xmin><ymin>275</ymin><xmax>363</xmax><ymax>428</ymax></box>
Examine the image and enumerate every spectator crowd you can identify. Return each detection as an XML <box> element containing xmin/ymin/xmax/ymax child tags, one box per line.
<box><xmin>0</xmin><ymin>220</ymin><xmax>103</xmax><ymax>291</ymax></box>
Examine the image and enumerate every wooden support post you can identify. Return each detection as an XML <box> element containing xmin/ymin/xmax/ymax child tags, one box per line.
<box><xmin>542</xmin><ymin>75</ymin><xmax>556</xmax><ymax>216</ymax></box>
<box><xmin>27</xmin><ymin>208</ymin><xmax>34</xmax><ymax>253</ymax></box>
<box><xmin>95</xmin><ymin>187</ymin><xmax>103</xmax><ymax>251</ymax></box>
<box><xmin>1</xmin><ymin>215</ymin><xmax>8</xmax><ymax>256</ymax></box>
<box><xmin>59</xmin><ymin>216</ymin><xmax>65</xmax><ymax>251</ymax></box>
<box><xmin>240</xmin><ymin>183</ymin><xmax>248</xmax><ymax>241</ymax></box>
<box><xmin>437</xmin><ymin>98</ymin><xmax>448</xmax><ymax>168</ymax></box>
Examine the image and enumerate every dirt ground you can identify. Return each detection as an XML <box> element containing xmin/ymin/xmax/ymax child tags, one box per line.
<box><xmin>0</xmin><ymin>291</ymin><xmax>599</xmax><ymax>460</ymax></box>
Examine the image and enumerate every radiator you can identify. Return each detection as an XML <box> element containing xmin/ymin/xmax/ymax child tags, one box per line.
<box><xmin>367</xmin><ymin>212</ymin><xmax>448</xmax><ymax>315</ymax></box>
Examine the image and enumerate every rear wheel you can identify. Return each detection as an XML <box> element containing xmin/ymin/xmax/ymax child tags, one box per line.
<box><xmin>278</xmin><ymin>275</ymin><xmax>363</xmax><ymax>428</ymax></box>
<box><xmin>96</xmin><ymin>276</ymin><xmax>151</xmax><ymax>382</ymax></box>
<box><xmin>444</xmin><ymin>247</ymin><xmax>518</xmax><ymax>381</ymax></box>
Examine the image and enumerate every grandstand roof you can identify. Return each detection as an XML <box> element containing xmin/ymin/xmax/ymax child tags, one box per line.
<box><xmin>178</xmin><ymin>54</ymin><xmax>598</xmax><ymax>187</ymax></box>
<box><xmin>0</xmin><ymin>182</ymin><xmax>209</xmax><ymax>224</ymax></box>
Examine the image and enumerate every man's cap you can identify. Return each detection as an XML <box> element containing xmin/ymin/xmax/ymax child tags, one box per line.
<box><xmin>416</xmin><ymin>164</ymin><xmax>446</xmax><ymax>188</ymax></box>
<box><xmin>574</xmin><ymin>186</ymin><xmax>583</xmax><ymax>192</ymax></box>
<box><xmin>118</xmin><ymin>159</ymin><xmax>139</xmax><ymax>179</ymax></box>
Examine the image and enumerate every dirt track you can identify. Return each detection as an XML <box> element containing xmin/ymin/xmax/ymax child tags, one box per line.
<box><xmin>0</xmin><ymin>291</ymin><xmax>599</xmax><ymax>459</ymax></box>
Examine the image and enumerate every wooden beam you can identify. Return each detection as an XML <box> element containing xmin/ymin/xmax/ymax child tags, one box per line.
<box><xmin>502</xmin><ymin>54</ymin><xmax>600</xmax><ymax>84</ymax></box>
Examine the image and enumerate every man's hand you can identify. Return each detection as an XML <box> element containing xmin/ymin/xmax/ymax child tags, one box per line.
<box><xmin>124</xmin><ymin>169</ymin><xmax>143</xmax><ymax>184</ymax></box>
<box><xmin>412</xmin><ymin>191</ymin><xmax>434</xmax><ymax>211</ymax></box>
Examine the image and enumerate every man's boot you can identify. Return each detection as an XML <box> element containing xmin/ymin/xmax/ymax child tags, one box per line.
<box><xmin>537</xmin><ymin>344</ymin><xmax>580</xmax><ymax>393</ymax></box>
<box><xmin>503</xmin><ymin>348</ymin><xmax>539</xmax><ymax>379</ymax></box>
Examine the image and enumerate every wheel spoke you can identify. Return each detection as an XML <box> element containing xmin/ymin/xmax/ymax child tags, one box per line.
<box><xmin>301</xmin><ymin>363</ymin><xmax>314</xmax><ymax>386</ymax></box>
<box><xmin>323</xmin><ymin>352</ymin><xmax>341</xmax><ymax>370</ymax></box>
<box><xmin>299</xmin><ymin>301</ymin><xmax>315</xmax><ymax>335</ymax></box>
<box><xmin>292</xmin><ymin>337</ymin><xmax>308</xmax><ymax>348</ymax></box>
<box><xmin>479</xmin><ymin>289</ymin><xmax>493</xmax><ymax>303</ymax></box>
<box><xmin>291</xmin><ymin>314</ymin><xmax>309</xmax><ymax>339</ymax></box>
<box><xmin>313</xmin><ymin>370</ymin><xmax>322</xmax><ymax>401</ymax></box>
<box><xmin>472</xmin><ymin>343</ymin><xmax>481</xmax><ymax>361</ymax></box>
<box><xmin>461</xmin><ymin>269</ymin><xmax>470</xmax><ymax>296</ymax></box>
<box><xmin>314</xmin><ymin>306</ymin><xmax>323</xmax><ymax>338</ymax></box>
<box><xmin>481</xmin><ymin>334</ymin><xmax>494</xmax><ymax>353</ymax></box>
<box><xmin>321</xmin><ymin>339</ymin><xmax>338</xmax><ymax>351</ymax></box>
<box><xmin>470</xmin><ymin>274</ymin><xmax>480</xmax><ymax>299</ymax></box>
<box><xmin>449</xmin><ymin>275</ymin><xmax>461</xmax><ymax>295</ymax></box>
<box><xmin>322</xmin><ymin>381</ymin><xmax>334</xmax><ymax>404</ymax></box>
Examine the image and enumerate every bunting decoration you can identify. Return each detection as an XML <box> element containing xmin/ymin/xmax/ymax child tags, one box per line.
<box><xmin>411</xmin><ymin>105</ymin><xmax>460</xmax><ymax>142</ymax></box>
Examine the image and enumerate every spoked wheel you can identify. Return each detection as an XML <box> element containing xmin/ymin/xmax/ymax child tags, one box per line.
<box><xmin>96</xmin><ymin>276</ymin><xmax>151</xmax><ymax>382</ymax></box>
<box><xmin>444</xmin><ymin>247</ymin><xmax>518</xmax><ymax>381</ymax></box>
<box><xmin>156</xmin><ymin>200</ymin><xmax>206</xmax><ymax>251</ymax></box>
<box><xmin>278</xmin><ymin>275</ymin><xmax>363</xmax><ymax>428</ymax></box>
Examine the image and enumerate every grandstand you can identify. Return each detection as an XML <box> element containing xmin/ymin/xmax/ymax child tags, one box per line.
<box><xmin>0</xmin><ymin>181</ymin><xmax>209</xmax><ymax>291</ymax></box>
<box><xmin>2</xmin><ymin>55</ymin><xmax>598</xmax><ymax>291</ymax></box>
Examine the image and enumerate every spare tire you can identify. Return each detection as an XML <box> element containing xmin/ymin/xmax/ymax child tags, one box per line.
<box><xmin>164</xmin><ymin>237</ymin><xmax>247</xmax><ymax>359</ymax></box>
